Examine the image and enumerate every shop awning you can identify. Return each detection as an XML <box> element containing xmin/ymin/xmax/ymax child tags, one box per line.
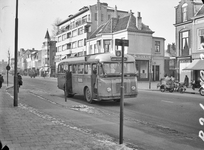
<box><xmin>183</xmin><ymin>59</ymin><xmax>204</xmax><ymax>70</ymax></box>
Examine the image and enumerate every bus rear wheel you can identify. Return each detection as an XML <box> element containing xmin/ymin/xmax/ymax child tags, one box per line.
<box><xmin>84</xmin><ymin>87</ymin><xmax>93</xmax><ymax>103</ymax></box>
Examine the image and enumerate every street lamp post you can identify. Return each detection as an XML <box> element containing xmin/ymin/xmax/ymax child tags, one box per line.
<box><xmin>14</xmin><ymin>0</ymin><xmax>18</xmax><ymax>107</ymax></box>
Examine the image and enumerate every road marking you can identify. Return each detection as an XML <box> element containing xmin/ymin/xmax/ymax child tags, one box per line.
<box><xmin>161</xmin><ymin>100</ymin><xmax>174</xmax><ymax>104</ymax></box>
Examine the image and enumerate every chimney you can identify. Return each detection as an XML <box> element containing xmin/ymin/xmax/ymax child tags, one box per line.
<box><xmin>137</xmin><ymin>12</ymin><xmax>142</xmax><ymax>30</ymax></box>
<box><xmin>97</xmin><ymin>0</ymin><xmax>101</xmax><ymax>28</ymax></box>
<box><xmin>167</xmin><ymin>44</ymin><xmax>171</xmax><ymax>53</ymax></box>
<box><xmin>114</xmin><ymin>5</ymin><xmax>118</xmax><ymax>18</ymax></box>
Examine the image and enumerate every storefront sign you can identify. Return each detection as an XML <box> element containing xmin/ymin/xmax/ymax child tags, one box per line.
<box><xmin>111</xmin><ymin>57</ymin><xmax>127</xmax><ymax>61</ymax></box>
<box><xmin>134</xmin><ymin>54</ymin><xmax>151</xmax><ymax>60</ymax></box>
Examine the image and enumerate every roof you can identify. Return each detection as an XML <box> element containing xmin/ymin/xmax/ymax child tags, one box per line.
<box><xmin>183</xmin><ymin>59</ymin><xmax>204</xmax><ymax>70</ymax></box>
<box><xmin>195</xmin><ymin>5</ymin><xmax>204</xmax><ymax>17</ymax></box>
<box><xmin>89</xmin><ymin>13</ymin><xmax>153</xmax><ymax>39</ymax></box>
<box><xmin>45</xmin><ymin>30</ymin><xmax>50</xmax><ymax>39</ymax></box>
<box><xmin>57</xmin><ymin>7</ymin><xmax>89</xmax><ymax>26</ymax></box>
<box><xmin>59</xmin><ymin>53</ymin><xmax>135</xmax><ymax>64</ymax></box>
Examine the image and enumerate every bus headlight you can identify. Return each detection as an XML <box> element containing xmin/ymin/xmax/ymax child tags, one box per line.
<box><xmin>107</xmin><ymin>87</ymin><xmax>111</xmax><ymax>92</ymax></box>
<box><xmin>131</xmin><ymin>86</ymin><xmax>136</xmax><ymax>91</ymax></box>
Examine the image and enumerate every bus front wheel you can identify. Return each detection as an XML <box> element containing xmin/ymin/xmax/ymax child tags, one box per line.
<box><xmin>84</xmin><ymin>87</ymin><xmax>93</xmax><ymax>103</ymax></box>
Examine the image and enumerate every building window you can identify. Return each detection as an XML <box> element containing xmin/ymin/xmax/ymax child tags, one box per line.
<box><xmin>72</xmin><ymin>41</ymin><xmax>77</xmax><ymax>48</ymax></box>
<box><xmin>155</xmin><ymin>41</ymin><xmax>160</xmax><ymax>52</ymax></box>
<box><xmin>103</xmin><ymin>40</ymin><xmax>111</xmax><ymax>53</ymax></box>
<box><xmin>62</xmin><ymin>34</ymin><xmax>67</xmax><ymax>40</ymax></box>
<box><xmin>84</xmin><ymin>38</ymin><xmax>86</xmax><ymax>46</ymax></box>
<box><xmin>180</xmin><ymin>31</ymin><xmax>189</xmax><ymax>56</ymax></box>
<box><xmin>57</xmin><ymin>46</ymin><xmax>62</xmax><ymax>52</ymax></box>
<box><xmin>72</xmin><ymin>29</ymin><xmax>77</xmax><ymax>37</ymax></box>
<box><xmin>88</xmin><ymin>14</ymin><xmax>91</xmax><ymax>21</ymax></box>
<box><xmin>94</xmin><ymin>44</ymin><xmax>97</xmax><ymax>53</ymax></box>
<box><xmin>198</xmin><ymin>29</ymin><xmax>204</xmax><ymax>50</ymax></box>
<box><xmin>97</xmin><ymin>40</ymin><xmax>101</xmax><ymax>53</ymax></box>
<box><xmin>182</xmin><ymin>3</ymin><xmax>187</xmax><ymax>22</ymax></box>
<box><xmin>58</xmin><ymin>36</ymin><xmax>62</xmax><ymax>42</ymax></box>
<box><xmin>78</xmin><ymin>27</ymin><xmax>83</xmax><ymax>35</ymax></box>
<box><xmin>78</xmin><ymin>39</ymin><xmax>83</xmax><ymax>47</ymax></box>
<box><xmin>67</xmin><ymin>32</ymin><xmax>71</xmax><ymax>38</ymax></box>
<box><xmin>95</xmin><ymin>13</ymin><xmax>97</xmax><ymax>21</ymax></box>
<box><xmin>82</xmin><ymin>15</ymin><xmax>87</xmax><ymax>24</ymax></box>
<box><xmin>62</xmin><ymin>44</ymin><xmax>67</xmax><ymax>51</ymax></box>
<box><xmin>101</xmin><ymin>14</ymin><xmax>103</xmax><ymax>21</ymax></box>
<box><xmin>89</xmin><ymin>45</ymin><xmax>92</xmax><ymax>54</ymax></box>
<box><xmin>67</xmin><ymin>43</ymin><xmax>71</xmax><ymax>49</ymax></box>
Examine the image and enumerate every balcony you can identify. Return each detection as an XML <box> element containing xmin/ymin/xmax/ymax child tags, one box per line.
<box><xmin>56</xmin><ymin>20</ymin><xmax>92</xmax><ymax>36</ymax></box>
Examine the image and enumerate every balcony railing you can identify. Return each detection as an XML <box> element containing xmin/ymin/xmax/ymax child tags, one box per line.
<box><xmin>56</xmin><ymin>20</ymin><xmax>91</xmax><ymax>36</ymax></box>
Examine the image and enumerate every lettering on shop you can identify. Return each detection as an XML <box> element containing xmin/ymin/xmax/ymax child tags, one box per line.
<box><xmin>198</xmin><ymin>53</ymin><xmax>204</xmax><ymax>141</ymax></box>
<box><xmin>199</xmin><ymin>103</ymin><xmax>204</xmax><ymax>141</ymax></box>
<box><xmin>134</xmin><ymin>55</ymin><xmax>151</xmax><ymax>59</ymax></box>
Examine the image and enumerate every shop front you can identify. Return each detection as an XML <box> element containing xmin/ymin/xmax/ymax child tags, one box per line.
<box><xmin>134</xmin><ymin>54</ymin><xmax>151</xmax><ymax>81</ymax></box>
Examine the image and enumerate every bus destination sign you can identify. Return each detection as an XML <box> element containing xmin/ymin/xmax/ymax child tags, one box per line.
<box><xmin>111</xmin><ymin>57</ymin><xmax>127</xmax><ymax>61</ymax></box>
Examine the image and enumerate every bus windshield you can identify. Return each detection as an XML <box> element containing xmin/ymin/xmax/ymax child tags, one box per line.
<box><xmin>103</xmin><ymin>62</ymin><xmax>136</xmax><ymax>74</ymax></box>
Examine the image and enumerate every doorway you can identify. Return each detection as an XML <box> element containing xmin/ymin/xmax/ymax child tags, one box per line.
<box><xmin>152</xmin><ymin>65</ymin><xmax>160</xmax><ymax>81</ymax></box>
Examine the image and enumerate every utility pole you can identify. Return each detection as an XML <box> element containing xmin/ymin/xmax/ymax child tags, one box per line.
<box><xmin>14</xmin><ymin>0</ymin><xmax>18</xmax><ymax>107</ymax></box>
<box><xmin>115</xmin><ymin>39</ymin><xmax>129</xmax><ymax>144</ymax></box>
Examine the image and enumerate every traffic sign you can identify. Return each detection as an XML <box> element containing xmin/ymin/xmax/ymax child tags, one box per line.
<box><xmin>6</xmin><ymin>65</ymin><xmax>10</xmax><ymax>71</ymax></box>
<box><xmin>115</xmin><ymin>39</ymin><xmax>129</xmax><ymax>46</ymax></box>
<box><xmin>115</xmin><ymin>50</ymin><xmax>121</xmax><ymax>57</ymax></box>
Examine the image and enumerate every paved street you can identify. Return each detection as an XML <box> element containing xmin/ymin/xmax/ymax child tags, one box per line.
<box><xmin>0</xmin><ymin>80</ymin><xmax>131</xmax><ymax>150</ymax></box>
<box><xmin>1</xmin><ymin>75</ymin><xmax>204</xmax><ymax>150</ymax></box>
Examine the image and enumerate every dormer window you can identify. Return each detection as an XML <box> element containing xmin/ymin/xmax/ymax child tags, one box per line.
<box><xmin>182</xmin><ymin>3</ymin><xmax>187</xmax><ymax>22</ymax></box>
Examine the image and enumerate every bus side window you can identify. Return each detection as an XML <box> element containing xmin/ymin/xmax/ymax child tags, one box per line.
<box><xmin>78</xmin><ymin>64</ymin><xmax>83</xmax><ymax>74</ymax></box>
<box><xmin>64</xmin><ymin>64</ymin><xmax>68</xmax><ymax>73</ymax></box>
<box><xmin>68</xmin><ymin>65</ymin><xmax>72</xmax><ymax>72</ymax></box>
<box><xmin>99</xmin><ymin>64</ymin><xmax>103</xmax><ymax>75</ymax></box>
<box><xmin>72</xmin><ymin>64</ymin><xmax>77</xmax><ymax>74</ymax></box>
<box><xmin>84</xmin><ymin>64</ymin><xmax>91</xmax><ymax>74</ymax></box>
<box><xmin>59</xmin><ymin>64</ymin><xmax>64</xmax><ymax>73</ymax></box>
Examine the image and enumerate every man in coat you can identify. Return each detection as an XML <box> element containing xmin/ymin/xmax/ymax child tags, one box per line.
<box><xmin>0</xmin><ymin>74</ymin><xmax>4</xmax><ymax>89</ymax></box>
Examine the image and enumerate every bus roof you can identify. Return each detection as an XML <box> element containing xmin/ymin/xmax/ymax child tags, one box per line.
<box><xmin>58</xmin><ymin>53</ymin><xmax>135</xmax><ymax>64</ymax></box>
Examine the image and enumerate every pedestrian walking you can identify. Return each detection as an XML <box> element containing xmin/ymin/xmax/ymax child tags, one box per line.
<box><xmin>17</xmin><ymin>73</ymin><xmax>23</xmax><ymax>87</ymax></box>
<box><xmin>0</xmin><ymin>74</ymin><xmax>4</xmax><ymax>89</ymax></box>
<box><xmin>184</xmin><ymin>75</ymin><xmax>189</xmax><ymax>87</ymax></box>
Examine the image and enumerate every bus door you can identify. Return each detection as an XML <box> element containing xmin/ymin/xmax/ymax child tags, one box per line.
<box><xmin>65</xmin><ymin>71</ymin><xmax>72</xmax><ymax>94</ymax></box>
<box><xmin>92</xmin><ymin>64</ymin><xmax>97</xmax><ymax>96</ymax></box>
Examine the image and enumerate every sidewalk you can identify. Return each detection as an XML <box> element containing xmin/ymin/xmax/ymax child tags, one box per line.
<box><xmin>138</xmin><ymin>81</ymin><xmax>200</xmax><ymax>95</ymax></box>
<box><xmin>0</xmin><ymin>84</ymin><xmax>132</xmax><ymax>150</ymax></box>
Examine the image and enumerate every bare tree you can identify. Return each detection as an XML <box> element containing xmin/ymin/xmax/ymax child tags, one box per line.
<box><xmin>51</xmin><ymin>18</ymin><xmax>62</xmax><ymax>41</ymax></box>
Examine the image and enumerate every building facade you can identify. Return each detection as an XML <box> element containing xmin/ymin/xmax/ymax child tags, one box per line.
<box><xmin>87</xmin><ymin>11</ymin><xmax>165</xmax><ymax>81</ymax></box>
<box><xmin>55</xmin><ymin>0</ymin><xmax>166</xmax><ymax>81</ymax></box>
<box><xmin>55</xmin><ymin>0</ymin><xmax>129</xmax><ymax>63</ymax></box>
<box><xmin>174</xmin><ymin>0</ymin><xmax>204</xmax><ymax>83</ymax></box>
<box><xmin>40</xmin><ymin>30</ymin><xmax>57</xmax><ymax>77</ymax></box>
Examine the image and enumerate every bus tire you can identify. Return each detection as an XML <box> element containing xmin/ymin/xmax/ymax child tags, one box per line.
<box><xmin>84</xmin><ymin>87</ymin><xmax>93</xmax><ymax>103</ymax></box>
<box><xmin>68</xmin><ymin>94</ymin><xmax>74</xmax><ymax>97</ymax></box>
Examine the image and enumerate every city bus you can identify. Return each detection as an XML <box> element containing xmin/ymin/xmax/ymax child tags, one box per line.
<box><xmin>57</xmin><ymin>53</ymin><xmax>138</xmax><ymax>103</ymax></box>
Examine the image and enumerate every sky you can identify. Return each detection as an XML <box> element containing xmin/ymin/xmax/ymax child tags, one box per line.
<box><xmin>0</xmin><ymin>0</ymin><xmax>180</xmax><ymax>61</ymax></box>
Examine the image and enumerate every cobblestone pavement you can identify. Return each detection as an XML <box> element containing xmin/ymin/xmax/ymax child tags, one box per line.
<box><xmin>0</xmin><ymin>84</ymin><xmax>133</xmax><ymax>150</ymax></box>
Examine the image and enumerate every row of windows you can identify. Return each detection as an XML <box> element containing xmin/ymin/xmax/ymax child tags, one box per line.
<box><xmin>94</xmin><ymin>13</ymin><xmax>120</xmax><ymax>22</ymax></box>
<box><xmin>59</xmin><ymin>14</ymin><xmax>91</xmax><ymax>33</ymax></box>
<box><xmin>58</xmin><ymin>26</ymin><xmax>86</xmax><ymax>42</ymax></box>
<box><xmin>58</xmin><ymin>63</ymin><xmax>95</xmax><ymax>75</ymax></box>
<box><xmin>179</xmin><ymin>28</ymin><xmax>204</xmax><ymax>56</ymax></box>
<box><xmin>57</xmin><ymin>39</ymin><xmax>86</xmax><ymax>52</ymax></box>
